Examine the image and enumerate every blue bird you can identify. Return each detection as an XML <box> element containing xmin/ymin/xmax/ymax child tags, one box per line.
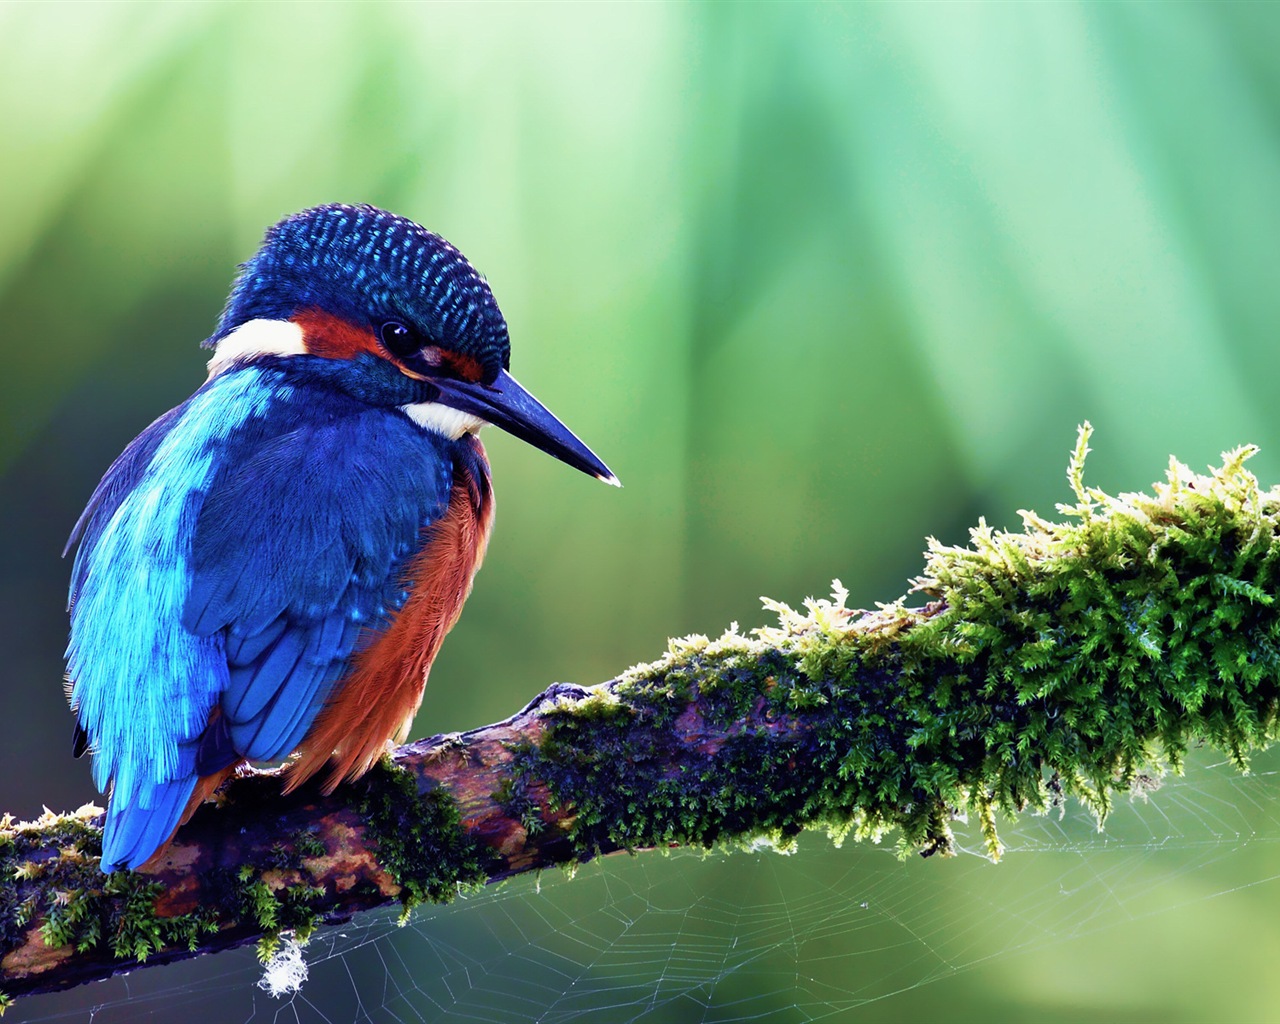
<box><xmin>65</xmin><ymin>203</ymin><xmax>617</xmax><ymax>872</ymax></box>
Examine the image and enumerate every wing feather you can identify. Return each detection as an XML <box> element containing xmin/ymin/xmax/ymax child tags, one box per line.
<box><xmin>187</xmin><ymin>399</ymin><xmax>452</xmax><ymax>770</ymax></box>
<box><xmin>66</xmin><ymin>374</ymin><xmax>274</xmax><ymax>872</ymax></box>
<box><xmin>69</xmin><ymin>368</ymin><xmax>453</xmax><ymax>870</ymax></box>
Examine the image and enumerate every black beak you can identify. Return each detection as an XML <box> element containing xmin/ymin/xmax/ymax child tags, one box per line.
<box><xmin>431</xmin><ymin>369</ymin><xmax>619</xmax><ymax>486</ymax></box>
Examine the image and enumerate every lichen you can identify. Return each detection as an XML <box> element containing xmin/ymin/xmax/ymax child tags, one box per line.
<box><xmin>518</xmin><ymin>426</ymin><xmax>1280</xmax><ymax>864</ymax></box>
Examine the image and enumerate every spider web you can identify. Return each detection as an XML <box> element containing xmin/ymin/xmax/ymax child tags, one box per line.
<box><xmin>13</xmin><ymin>746</ymin><xmax>1280</xmax><ymax>1023</ymax></box>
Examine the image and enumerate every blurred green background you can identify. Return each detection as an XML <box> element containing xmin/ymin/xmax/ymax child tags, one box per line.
<box><xmin>4</xmin><ymin>1</ymin><xmax>1280</xmax><ymax>1021</ymax></box>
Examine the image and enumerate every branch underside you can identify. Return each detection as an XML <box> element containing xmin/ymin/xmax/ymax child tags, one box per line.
<box><xmin>5</xmin><ymin>430</ymin><xmax>1280</xmax><ymax>1005</ymax></box>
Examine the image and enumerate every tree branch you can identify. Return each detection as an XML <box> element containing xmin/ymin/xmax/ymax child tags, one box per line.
<box><xmin>5</xmin><ymin>427</ymin><xmax>1280</xmax><ymax>1008</ymax></box>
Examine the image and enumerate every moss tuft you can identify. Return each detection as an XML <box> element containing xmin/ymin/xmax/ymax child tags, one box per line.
<box><xmin>356</xmin><ymin>760</ymin><xmax>492</xmax><ymax>916</ymax></box>
<box><xmin>1</xmin><ymin>805</ymin><xmax>107</xmax><ymax>960</ymax></box>
<box><xmin>517</xmin><ymin>427</ymin><xmax>1280</xmax><ymax>864</ymax></box>
<box><xmin>262</xmin><ymin>828</ymin><xmax>328</xmax><ymax>871</ymax></box>
<box><xmin>0</xmin><ymin>804</ymin><xmax>329</xmax><ymax>973</ymax></box>
<box><xmin>7</xmin><ymin>426</ymin><xmax>1280</xmax><ymax>997</ymax></box>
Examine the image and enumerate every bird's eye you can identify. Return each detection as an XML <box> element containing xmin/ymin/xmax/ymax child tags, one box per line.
<box><xmin>380</xmin><ymin>321</ymin><xmax>419</xmax><ymax>360</ymax></box>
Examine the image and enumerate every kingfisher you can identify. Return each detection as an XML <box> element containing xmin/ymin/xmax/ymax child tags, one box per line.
<box><xmin>64</xmin><ymin>203</ymin><xmax>617</xmax><ymax>872</ymax></box>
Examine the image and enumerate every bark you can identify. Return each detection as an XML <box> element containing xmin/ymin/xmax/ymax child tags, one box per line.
<box><xmin>0</xmin><ymin>682</ymin><xmax>619</xmax><ymax>1000</ymax></box>
<box><xmin>5</xmin><ymin>433</ymin><xmax>1278</xmax><ymax>1007</ymax></box>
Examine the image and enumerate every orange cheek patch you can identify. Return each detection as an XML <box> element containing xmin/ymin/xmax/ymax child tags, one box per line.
<box><xmin>418</xmin><ymin>347</ymin><xmax>485</xmax><ymax>383</ymax></box>
<box><xmin>293</xmin><ymin>308</ymin><xmax>382</xmax><ymax>360</ymax></box>
<box><xmin>443</xmin><ymin>351</ymin><xmax>485</xmax><ymax>383</ymax></box>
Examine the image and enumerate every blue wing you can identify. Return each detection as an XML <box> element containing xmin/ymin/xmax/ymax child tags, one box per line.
<box><xmin>184</xmin><ymin>399</ymin><xmax>452</xmax><ymax>763</ymax></box>
<box><xmin>67</xmin><ymin>370</ymin><xmax>275</xmax><ymax>870</ymax></box>
<box><xmin>67</xmin><ymin>397</ymin><xmax>202</xmax><ymax>872</ymax></box>
<box><xmin>68</xmin><ymin>365</ymin><xmax>452</xmax><ymax>870</ymax></box>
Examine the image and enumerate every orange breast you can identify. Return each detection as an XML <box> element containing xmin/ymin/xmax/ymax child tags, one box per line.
<box><xmin>287</xmin><ymin>438</ymin><xmax>494</xmax><ymax>793</ymax></box>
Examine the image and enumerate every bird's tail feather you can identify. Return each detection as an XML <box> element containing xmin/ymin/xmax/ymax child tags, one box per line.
<box><xmin>101</xmin><ymin>775</ymin><xmax>198</xmax><ymax>872</ymax></box>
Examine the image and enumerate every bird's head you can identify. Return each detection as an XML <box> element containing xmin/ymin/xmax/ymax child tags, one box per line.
<box><xmin>205</xmin><ymin>203</ymin><xmax>617</xmax><ymax>485</ymax></box>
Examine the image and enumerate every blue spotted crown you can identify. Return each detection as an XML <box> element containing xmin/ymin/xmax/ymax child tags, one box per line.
<box><xmin>208</xmin><ymin>204</ymin><xmax>511</xmax><ymax>377</ymax></box>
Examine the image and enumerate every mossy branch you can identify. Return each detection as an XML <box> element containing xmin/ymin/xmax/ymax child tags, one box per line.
<box><xmin>5</xmin><ymin>426</ymin><xmax>1280</xmax><ymax>1008</ymax></box>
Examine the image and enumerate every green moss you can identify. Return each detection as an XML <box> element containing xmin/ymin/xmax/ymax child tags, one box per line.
<box><xmin>238</xmin><ymin>866</ymin><xmax>280</xmax><ymax>931</ymax></box>
<box><xmin>492</xmin><ymin>776</ymin><xmax>545</xmax><ymax>838</ymax></box>
<box><xmin>218</xmin><ymin>864</ymin><xmax>326</xmax><ymax>961</ymax></box>
<box><xmin>0</xmin><ymin>806</ymin><xmax>108</xmax><ymax>960</ymax></box>
<box><xmin>0</xmin><ymin>804</ymin><xmax>329</xmax><ymax>971</ymax></box>
<box><xmin>262</xmin><ymin>828</ymin><xmax>327</xmax><ymax>871</ymax></box>
<box><xmin>517</xmin><ymin>427</ymin><xmax>1280</xmax><ymax>864</ymax></box>
<box><xmin>31</xmin><ymin>868</ymin><xmax>221</xmax><ymax>963</ymax></box>
<box><xmin>6</xmin><ymin>425</ymin><xmax>1280</xmax><ymax>992</ymax></box>
<box><xmin>160</xmin><ymin>905</ymin><xmax>221</xmax><ymax>953</ymax></box>
<box><xmin>291</xmin><ymin>829</ymin><xmax>328</xmax><ymax>861</ymax></box>
<box><xmin>561</xmin><ymin>690</ymin><xmax>630</xmax><ymax>724</ymax></box>
<box><xmin>357</xmin><ymin>760</ymin><xmax>492</xmax><ymax>916</ymax></box>
<box><xmin>41</xmin><ymin>883</ymin><xmax>103</xmax><ymax>953</ymax></box>
<box><xmin>104</xmin><ymin>873</ymin><xmax>167</xmax><ymax>961</ymax></box>
<box><xmin>0</xmin><ymin>765</ymin><xmax>495</xmax><ymax>973</ymax></box>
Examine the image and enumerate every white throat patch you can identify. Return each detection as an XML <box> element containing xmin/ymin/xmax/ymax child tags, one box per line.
<box><xmin>207</xmin><ymin>319</ymin><xmax>306</xmax><ymax>376</ymax></box>
<box><xmin>400</xmin><ymin>402</ymin><xmax>488</xmax><ymax>440</ymax></box>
